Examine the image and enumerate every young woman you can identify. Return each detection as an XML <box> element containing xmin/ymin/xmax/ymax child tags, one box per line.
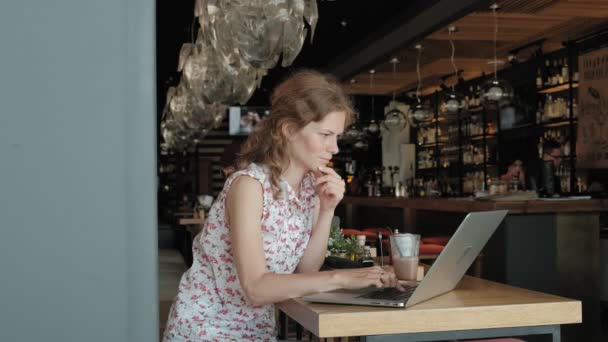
<box><xmin>163</xmin><ymin>70</ymin><xmax>402</xmax><ymax>341</ymax></box>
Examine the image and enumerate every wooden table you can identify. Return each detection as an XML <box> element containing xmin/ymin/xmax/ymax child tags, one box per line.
<box><xmin>175</xmin><ymin>214</ymin><xmax>205</xmax><ymax>266</ymax></box>
<box><xmin>277</xmin><ymin>276</ymin><xmax>581</xmax><ymax>341</ymax></box>
<box><xmin>178</xmin><ymin>217</ymin><xmax>204</xmax><ymax>235</ymax></box>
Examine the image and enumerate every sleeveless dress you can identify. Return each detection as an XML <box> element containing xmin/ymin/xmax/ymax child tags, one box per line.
<box><xmin>163</xmin><ymin>163</ymin><xmax>317</xmax><ymax>341</ymax></box>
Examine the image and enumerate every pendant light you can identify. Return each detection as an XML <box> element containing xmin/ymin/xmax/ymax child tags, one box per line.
<box><xmin>440</xmin><ymin>26</ymin><xmax>468</xmax><ymax>116</ymax></box>
<box><xmin>366</xmin><ymin>69</ymin><xmax>380</xmax><ymax>135</ymax></box>
<box><xmin>383</xmin><ymin>57</ymin><xmax>408</xmax><ymax>130</ymax></box>
<box><xmin>411</xmin><ymin>44</ymin><xmax>433</xmax><ymax>122</ymax></box>
<box><xmin>342</xmin><ymin>90</ymin><xmax>368</xmax><ymax>150</ymax></box>
<box><xmin>480</xmin><ymin>3</ymin><xmax>513</xmax><ymax>106</ymax></box>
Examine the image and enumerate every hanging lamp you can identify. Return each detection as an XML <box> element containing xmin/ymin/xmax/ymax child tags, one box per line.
<box><xmin>411</xmin><ymin>44</ymin><xmax>433</xmax><ymax>122</ymax></box>
<box><xmin>366</xmin><ymin>69</ymin><xmax>380</xmax><ymax>135</ymax></box>
<box><xmin>480</xmin><ymin>3</ymin><xmax>513</xmax><ymax>106</ymax></box>
<box><xmin>440</xmin><ymin>26</ymin><xmax>468</xmax><ymax>116</ymax></box>
<box><xmin>383</xmin><ymin>57</ymin><xmax>409</xmax><ymax>130</ymax></box>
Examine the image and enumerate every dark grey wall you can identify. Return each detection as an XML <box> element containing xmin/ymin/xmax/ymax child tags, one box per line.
<box><xmin>0</xmin><ymin>1</ymin><xmax>158</xmax><ymax>341</ymax></box>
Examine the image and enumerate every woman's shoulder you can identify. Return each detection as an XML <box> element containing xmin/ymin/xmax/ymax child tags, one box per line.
<box><xmin>224</xmin><ymin>165</ymin><xmax>267</xmax><ymax>210</ymax></box>
<box><xmin>229</xmin><ymin>163</ymin><xmax>269</xmax><ymax>182</ymax></box>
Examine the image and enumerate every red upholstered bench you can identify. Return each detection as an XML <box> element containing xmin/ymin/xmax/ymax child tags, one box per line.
<box><xmin>340</xmin><ymin>228</ymin><xmax>377</xmax><ymax>240</ymax></box>
<box><xmin>421</xmin><ymin>236</ymin><xmax>450</xmax><ymax>246</ymax></box>
<box><xmin>419</xmin><ymin>243</ymin><xmax>444</xmax><ymax>260</ymax></box>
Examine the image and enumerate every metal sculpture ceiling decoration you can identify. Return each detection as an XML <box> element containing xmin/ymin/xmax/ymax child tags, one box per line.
<box><xmin>160</xmin><ymin>0</ymin><xmax>318</xmax><ymax>151</ymax></box>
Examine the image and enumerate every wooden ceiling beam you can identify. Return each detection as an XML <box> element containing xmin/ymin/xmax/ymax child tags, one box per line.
<box><xmin>326</xmin><ymin>0</ymin><xmax>494</xmax><ymax>80</ymax></box>
<box><xmin>342</xmin><ymin>0</ymin><xmax>608</xmax><ymax>95</ymax></box>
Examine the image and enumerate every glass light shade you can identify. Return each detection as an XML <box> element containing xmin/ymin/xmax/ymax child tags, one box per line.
<box><xmin>353</xmin><ymin>137</ymin><xmax>369</xmax><ymax>150</ymax></box>
<box><xmin>480</xmin><ymin>78</ymin><xmax>513</xmax><ymax>105</ymax></box>
<box><xmin>343</xmin><ymin>124</ymin><xmax>361</xmax><ymax>141</ymax></box>
<box><xmin>440</xmin><ymin>90</ymin><xmax>468</xmax><ymax>115</ymax></box>
<box><xmin>382</xmin><ymin>108</ymin><xmax>407</xmax><ymax>130</ymax></box>
<box><xmin>383</xmin><ymin>114</ymin><xmax>401</xmax><ymax>126</ymax></box>
<box><xmin>366</xmin><ymin>119</ymin><xmax>380</xmax><ymax>134</ymax></box>
<box><xmin>411</xmin><ymin>102</ymin><xmax>433</xmax><ymax>122</ymax></box>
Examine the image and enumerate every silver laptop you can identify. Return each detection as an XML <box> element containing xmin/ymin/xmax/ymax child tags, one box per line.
<box><xmin>303</xmin><ymin>210</ymin><xmax>508</xmax><ymax>308</ymax></box>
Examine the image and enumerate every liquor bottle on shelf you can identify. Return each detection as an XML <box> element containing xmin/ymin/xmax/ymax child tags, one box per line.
<box><xmin>542</xmin><ymin>95</ymin><xmax>569</xmax><ymax>120</ymax></box>
<box><xmin>536</xmin><ymin>101</ymin><xmax>543</xmax><ymax>124</ymax></box>
<box><xmin>544</xmin><ymin>59</ymin><xmax>551</xmax><ymax>86</ymax></box>
<box><xmin>536</xmin><ymin>68</ymin><xmax>543</xmax><ymax>89</ymax></box>
<box><xmin>563</xmin><ymin>140</ymin><xmax>571</xmax><ymax>157</ymax></box>
<box><xmin>468</xmin><ymin>86</ymin><xmax>479</xmax><ymax>107</ymax></box>
<box><xmin>561</xmin><ymin>58</ymin><xmax>569</xmax><ymax>84</ymax></box>
<box><xmin>487</xmin><ymin>122</ymin><xmax>496</xmax><ymax>135</ymax></box>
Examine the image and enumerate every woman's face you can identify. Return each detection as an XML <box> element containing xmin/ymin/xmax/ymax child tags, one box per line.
<box><xmin>509</xmin><ymin>160</ymin><xmax>522</xmax><ymax>175</ymax></box>
<box><xmin>286</xmin><ymin>111</ymin><xmax>346</xmax><ymax>172</ymax></box>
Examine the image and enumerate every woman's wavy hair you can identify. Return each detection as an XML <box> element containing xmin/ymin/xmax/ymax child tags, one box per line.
<box><xmin>227</xmin><ymin>69</ymin><xmax>355</xmax><ymax>199</ymax></box>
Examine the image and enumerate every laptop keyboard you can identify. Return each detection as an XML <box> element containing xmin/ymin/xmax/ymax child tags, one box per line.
<box><xmin>358</xmin><ymin>285</ymin><xmax>418</xmax><ymax>301</ymax></box>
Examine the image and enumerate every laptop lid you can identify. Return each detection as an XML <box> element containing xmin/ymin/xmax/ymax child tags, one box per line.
<box><xmin>405</xmin><ymin>210</ymin><xmax>508</xmax><ymax>307</ymax></box>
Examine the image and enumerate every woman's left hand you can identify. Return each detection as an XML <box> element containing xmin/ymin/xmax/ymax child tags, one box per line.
<box><xmin>314</xmin><ymin>166</ymin><xmax>345</xmax><ymax>213</ymax></box>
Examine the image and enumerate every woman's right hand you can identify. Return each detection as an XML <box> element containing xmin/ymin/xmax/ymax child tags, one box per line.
<box><xmin>334</xmin><ymin>267</ymin><xmax>404</xmax><ymax>291</ymax></box>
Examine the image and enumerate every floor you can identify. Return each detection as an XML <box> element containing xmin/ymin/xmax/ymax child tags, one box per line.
<box><xmin>158</xmin><ymin>248</ymin><xmax>187</xmax><ymax>339</ymax></box>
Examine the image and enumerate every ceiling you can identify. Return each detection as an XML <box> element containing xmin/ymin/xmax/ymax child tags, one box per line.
<box><xmin>155</xmin><ymin>0</ymin><xmax>608</xmax><ymax>112</ymax></box>
<box><xmin>156</xmin><ymin>0</ymin><xmax>447</xmax><ymax>108</ymax></box>
<box><xmin>343</xmin><ymin>0</ymin><xmax>608</xmax><ymax>96</ymax></box>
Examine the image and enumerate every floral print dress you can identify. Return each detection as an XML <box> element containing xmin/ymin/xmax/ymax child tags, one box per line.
<box><xmin>163</xmin><ymin>163</ymin><xmax>317</xmax><ymax>342</ymax></box>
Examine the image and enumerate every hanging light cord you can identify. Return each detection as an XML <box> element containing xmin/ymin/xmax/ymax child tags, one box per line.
<box><xmin>492</xmin><ymin>4</ymin><xmax>498</xmax><ymax>81</ymax></box>
<box><xmin>369</xmin><ymin>70</ymin><xmax>375</xmax><ymax>120</ymax></box>
<box><xmin>416</xmin><ymin>46</ymin><xmax>422</xmax><ymax>104</ymax></box>
<box><xmin>391</xmin><ymin>60</ymin><xmax>397</xmax><ymax>102</ymax></box>
<box><xmin>191</xmin><ymin>16</ymin><xmax>197</xmax><ymax>45</ymax></box>
<box><xmin>449</xmin><ymin>28</ymin><xmax>457</xmax><ymax>92</ymax></box>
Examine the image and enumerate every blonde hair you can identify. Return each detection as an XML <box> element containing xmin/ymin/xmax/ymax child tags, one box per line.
<box><xmin>227</xmin><ymin>69</ymin><xmax>355</xmax><ymax>199</ymax></box>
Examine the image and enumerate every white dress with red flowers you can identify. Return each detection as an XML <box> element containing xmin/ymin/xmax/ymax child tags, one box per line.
<box><xmin>163</xmin><ymin>163</ymin><xmax>317</xmax><ymax>342</ymax></box>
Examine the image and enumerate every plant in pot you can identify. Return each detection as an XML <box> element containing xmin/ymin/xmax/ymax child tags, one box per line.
<box><xmin>328</xmin><ymin>224</ymin><xmax>358</xmax><ymax>260</ymax></box>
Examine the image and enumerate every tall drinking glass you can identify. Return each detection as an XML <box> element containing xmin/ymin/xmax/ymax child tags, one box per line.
<box><xmin>390</xmin><ymin>233</ymin><xmax>420</xmax><ymax>280</ymax></box>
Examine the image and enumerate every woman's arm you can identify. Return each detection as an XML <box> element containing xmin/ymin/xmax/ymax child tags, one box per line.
<box><xmin>226</xmin><ymin>176</ymin><xmax>399</xmax><ymax>306</ymax></box>
<box><xmin>295</xmin><ymin>200</ymin><xmax>333</xmax><ymax>273</ymax></box>
<box><xmin>296</xmin><ymin>166</ymin><xmax>346</xmax><ymax>273</ymax></box>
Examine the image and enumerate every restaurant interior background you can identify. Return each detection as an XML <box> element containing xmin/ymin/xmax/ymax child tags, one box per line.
<box><xmin>155</xmin><ymin>0</ymin><xmax>608</xmax><ymax>341</ymax></box>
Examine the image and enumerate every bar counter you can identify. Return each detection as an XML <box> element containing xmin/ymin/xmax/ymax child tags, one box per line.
<box><xmin>341</xmin><ymin>196</ymin><xmax>605</xmax><ymax>237</ymax></box>
<box><xmin>342</xmin><ymin>195</ymin><xmax>606</xmax><ymax>214</ymax></box>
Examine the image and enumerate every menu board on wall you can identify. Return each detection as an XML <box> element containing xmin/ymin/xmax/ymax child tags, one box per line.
<box><xmin>577</xmin><ymin>47</ymin><xmax>608</xmax><ymax>168</ymax></box>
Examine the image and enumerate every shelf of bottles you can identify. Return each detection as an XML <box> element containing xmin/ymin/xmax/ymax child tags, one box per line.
<box><xmin>414</xmin><ymin>87</ymin><xmax>500</xmax><ymax>196</ymax></box>
<box><xmin>412</xmin><ymin>46</ymin><xmax>585</xmax><ymax>197</ymax></box>
<box><xmin>461</xmin><ymin>85</ymin><xmax>499</xmax><ymax>195</ymax></box>
<box><xmin>416</xmin><ymin>113</ymin><xmax>440</xmax><ymax>173</ymax></box>
<box><xmin>534</xmin><ymin>50</ymin><xmax>579</xmax><ymax>194</ymax></box>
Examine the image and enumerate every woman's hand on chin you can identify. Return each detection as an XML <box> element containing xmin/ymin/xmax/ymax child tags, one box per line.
<box><xmin>314</xmin><ymin>166</ymin><xmax>345</xmax><ymax>213</ymax></box>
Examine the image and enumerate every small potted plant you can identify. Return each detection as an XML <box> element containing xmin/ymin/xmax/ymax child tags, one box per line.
<box><xmin>328</xmin><ymin>224</ymin><xmax>358</xmax><ymax>260</ymax></box>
